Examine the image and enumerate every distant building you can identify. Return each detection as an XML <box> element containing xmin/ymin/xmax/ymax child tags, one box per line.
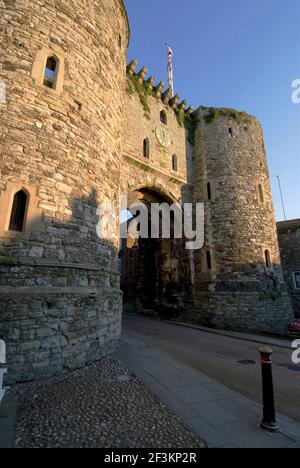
<box><xmin>277</xmin><ymin>220</ymin><xmax>300</xmax><ymax>318</ymax></box>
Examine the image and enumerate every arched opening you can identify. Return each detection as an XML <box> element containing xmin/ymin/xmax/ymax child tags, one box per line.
<box><xmin>143</xmin><ymin>138</ymin><xmax>150</xmax><ymax>158</ymax></box>
<box><xmin>265</xmin><ymin>249</ymin><xmax>272</xmax><ymax>269</ymax></box>
<box><xmin>44</xmin><ymin>56</ymin><xmax>58</xmax><ymax>89</ymax></box>
<box><xmin>172</xmin><ymin>154</ymin><xmax>178</xmax><ymax>172</ymax></box>
<box><xmin>120</xmin><ymin>188</ymin><xmax>184</xmax><ymax>319</ymax></box>
<box><xmin>9</xmin><ymin>190</ymin><xmax>28</xmax><ymax>232</ymax></box>
<box><xmin>160</xmin><ymin>110</ymin><xmax>168</xmax><ymax>125</ymax></box>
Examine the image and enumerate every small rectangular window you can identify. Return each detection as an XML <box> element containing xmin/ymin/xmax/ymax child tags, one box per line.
<box><xmin>206</xmin><ymin>251</ymin><xmax>212</xmax><ymax>270</ymax></box>
<box><xmin>229</xmin><ymin>128</ymin><xmax>233</xmax><ymax>138</ymax></box>
<box><xmin>172</xmin><ymin>154</ymin><xmax>178</xmax><ymax>172</ymax></box>
<box><xmin>294</xmin><ymin>272</ymin><xmax>300</xmax><ymax>290</ymax></box>
<box><xmin>207</xmin><ymin>182</ymin><xmax>212</xmax><ymax>201</ymax></box>
<box><xmin>143</xmin><ymin>138</ymin><xmax>150</xmax><ymax>158</ymax></box>
<box><xmin>160</xmin><ymin>110</ymin><xmax>168</xmax><ymax>125</ymax></box>
<box><xmin>44</xmin><ymin>56</ymin><xmax>58</xmax><ymax>89</ymax></box>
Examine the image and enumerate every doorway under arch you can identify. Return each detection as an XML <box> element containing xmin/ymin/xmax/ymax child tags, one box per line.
<box><xmin>120</xmin><ymin>187</ymin><xmax>185</xmax><ymax>319</ymax></box>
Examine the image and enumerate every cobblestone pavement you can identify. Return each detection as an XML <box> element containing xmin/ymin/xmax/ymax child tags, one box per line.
<box><xmin>9</xmin><ymin>358</ymin><xmax>206</xmax><ymax>449</ymax></box>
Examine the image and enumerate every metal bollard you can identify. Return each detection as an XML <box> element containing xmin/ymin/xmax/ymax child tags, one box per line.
<box><xmin>258</xmin><ymin>347</ymin><xmax>279</xmax><ymax>432</ymax></box>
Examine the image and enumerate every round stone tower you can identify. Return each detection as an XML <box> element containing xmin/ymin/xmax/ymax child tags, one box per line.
<box><xmin>192</xmin><ymin>107</ymin><xmax>293</xmax><ymax>333</ymax></box>
<box><xmin>0</xmin><ymin>0</ymin><xmax>129</xmax><ymax>383</ymax></box>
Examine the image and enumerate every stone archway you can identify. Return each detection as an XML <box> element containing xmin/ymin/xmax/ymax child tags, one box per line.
<box><xmin>120</xmin><ymin>187</ymin><xmax>185</xmax><ymax>319</ymax></box>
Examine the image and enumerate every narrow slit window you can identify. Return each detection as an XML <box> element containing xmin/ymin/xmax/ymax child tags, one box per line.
<box><xmin>160</xmin><ymin>110</ymin><xmax>168</xmax><ymax>125</ymax></box>
<box><xmin>265</xmin><ymin>250</ymin><xmax>272</xmax><ymax>269</ymax></box>
<box><xmin>9</xmin><ymin>190</ymin><xmax>28</xmax><ymax>232</ymax></box>
<box><xmin>172</xmin><ymin>154</ymin><xmax>178</xmax><ymax>172</ymax></box>
<box><xmin>118</xmin><ymin>34</ymin><xmax>122</xmax><ymax>49</ymax></box>
<box><xmin>258</xmin><ymin>184</ymin><xmax>264</xmax><ymax>203</ymax></box>
<box><xmin>44</xmin><ymin>56</ymin><xmax>58</xmax><ymax>89</ymax></box>
<box><xmin>206</xmin><ymin>251</ymin><xmax>212</xmax><ymax>271</ymax></box>
<box><xmin>229</xmin><ymin>128</ymin><xmax>233</xmax><ymax>138</ymax></box>
<box><xmin>143</xmin><ymin>138</ymin><xmax>150</xmax><ymax>158</ymax></box>
<box><xmin>207</xmin><ymin>182</ymin><xmax>212</xmax><ymax>201</ymax></box>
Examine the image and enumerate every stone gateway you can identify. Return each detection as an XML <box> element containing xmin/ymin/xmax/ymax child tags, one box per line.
<box><xmin>0</xmin><ymin>0</ymin><xmax>293</xmax><ymax>384</ymax></box>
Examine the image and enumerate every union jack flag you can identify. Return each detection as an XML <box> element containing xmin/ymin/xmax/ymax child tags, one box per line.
<box><xmin>167</xmin><ymin>45</ymin><xmax>174</xmax><ymax>63</ymax></box>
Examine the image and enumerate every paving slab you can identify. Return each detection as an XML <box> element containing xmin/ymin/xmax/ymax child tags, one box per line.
<box><xmin>189</xmin><ymin>401</ymin><xmax>241</xmax><ymax>426</ymax></box>
<box><xmin>117</xmin><ymin>335</ymin><xmax>300</xmax><ymax>448</ymax></box>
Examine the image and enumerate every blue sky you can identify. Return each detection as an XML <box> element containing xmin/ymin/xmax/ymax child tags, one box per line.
<box><xmin>124</xmin><ymin>0</ymin><xmax>300</xmax><ymax>221</ymax></box>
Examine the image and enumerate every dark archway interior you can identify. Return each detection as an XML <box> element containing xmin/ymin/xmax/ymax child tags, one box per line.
<box><xmin>120</xmin><ymin>188</ymin><xmax>184</xmax><ymax>319</ymax></box>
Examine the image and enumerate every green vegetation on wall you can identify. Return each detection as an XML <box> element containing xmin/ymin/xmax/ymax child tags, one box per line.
<box><xmin>175</xmin><ymin>108</ymin><xmax>185</xmax><ymax>128</ymax></box>
<box><xmin>126</xmin><ymin>72</ymin><xmax>198</xmax><ymax>144</ymax></box>
<box><xmin>175</xmin><ymin>109</ymin><xmax>198</xmax><ymax>146</ymax></box>
<box><xmin>126</xmin><ymin>74</ymin><xmax>152</xmax><ymax>120</ymax></box>
<box><xmin>185</xmin><ymin>115</ymin><xmax>198</xmax><ymax>145</ymax></box>
<box><xmin>202</xmin><ymin>106</ymin><xmax>251</xmax><ymax>125</ymax></box>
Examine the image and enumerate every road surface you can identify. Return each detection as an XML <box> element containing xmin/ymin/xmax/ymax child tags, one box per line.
<box><xmin>122</xmin><ymin>314</ymin><xmax>300</xmax><ymax>423</ymax></box>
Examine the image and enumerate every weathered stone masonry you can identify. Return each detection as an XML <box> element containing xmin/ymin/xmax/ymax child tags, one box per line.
<box><xmin>0</xmin><ymin>0</ymin><xmax>129</xmax><ymax>383</ymax></box>
<box><xmin>277</xmin><ymin>219</ymin><xmax>300</xmax><ymax>318</ymax></box>
<box><xmin>0</xmin><ymin>0</ymin><xmax>294</xmax><ymax>384</ymax></box>
<box><xmin>190</xmin><ymin>109</ymin><xmax>293</xmax><ymax>332</ymax></box>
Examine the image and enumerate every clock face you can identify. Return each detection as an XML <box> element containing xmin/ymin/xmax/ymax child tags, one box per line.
<box><xmin>155</xmin><ymin>126</ymin><xmax>172</xmax><ymax>148</ymax></box>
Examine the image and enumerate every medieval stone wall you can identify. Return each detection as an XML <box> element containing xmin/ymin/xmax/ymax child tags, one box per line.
<box><xmin>120</xmin><ymin>70</ymin><xmax>194</xmax><ymax>316</ymax></box>
<box><xmin>0</xmin><ymin>0</ymin><xmax>129</xmax><ymax>383</ymax></box>
<box><xmin>0</xmin><ymin>0</ymin><xmax>294</xmax><ymax>384</ymax></box>
<box><xmin>277</xmin><ymin>220</ymin><xmax>300</xmax><ymax>318</ymax></box>
<box><xmin>191</xmin><ymin>108</ymin><xmax>293</xmax><ymax>333</ymax></box>
<box><xmin>121</xmin><ymin>68</ymin><xmax>190</xmax><ymax>203</ymax></box>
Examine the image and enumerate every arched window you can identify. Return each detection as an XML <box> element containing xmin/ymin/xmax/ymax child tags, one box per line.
<box><xmin>207</xmin><ymin>182</ymin><xmax>212</xmax><ymax>201</ymax></box>
<box><xmin>44</xmin><ymin>56</ymin><xmax>58</xmax><ymax>89</ymax></box>
<box><xmin>143</xmin><ymin>138</ymin><xmax>150</xmax><ymax>158</ymax></box>
<box><xmin>160</xmin><ymin>110</ymin><xmax>168</xmax><ymax>125</ymax></box>
<box><xmin>9</xmin><ymin>190</ymin><xmax>28</xmax><ymax>232</ymax></box>
<box><xmin>206</xmin><ymin>251</ymin><xmax>212</xmax><ymax>271</ymax></box>
<box><xmin>172</xmin><ymin>154</ymin><xmax>178</xmax><ymax>172</ymax></box>
<box><xmin>265</xmin><ymin>250</ymin><xmax>272</xmax><ymax>269</ymax></box>
<box><xmin>228</xmin><ymin>128</ymin><xmax>233</xmax><ymax>138</ymax></box>
<box><xmin>258</xmin><ymin>184</ymin><xmax>264</xmax><ymax>204</ymax></box>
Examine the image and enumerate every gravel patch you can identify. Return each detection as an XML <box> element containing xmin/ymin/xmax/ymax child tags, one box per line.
<box><xmin>10</xmin><ymin>358</ymin><xmax>207</xmax><ymax>448</ymax></box>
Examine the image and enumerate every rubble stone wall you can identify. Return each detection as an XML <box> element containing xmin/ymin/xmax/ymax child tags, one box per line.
<box><xmin>0</xmin><ymin>0</ymin><xmax>128</xmax><ymax>383</ymax></box>
<box><xmin>191</xmin><ymin>109</ymin><xmax>293</xmax><ymax>333</ymax></box>
<box><xmin>277</xmin><ymin>220</ymin><xmax>300</xmax><ymax>319</ymax></box>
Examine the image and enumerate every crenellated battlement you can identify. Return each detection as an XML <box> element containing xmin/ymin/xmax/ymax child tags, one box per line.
<box><xmin>126</xmin><ymin>59</ymin><xmax>194</xmax><ymax>118</ymax></box>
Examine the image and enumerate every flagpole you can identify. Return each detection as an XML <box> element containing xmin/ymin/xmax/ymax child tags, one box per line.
<box><xmin>276</xmin><ymin>175</ymin><xmax>287</xmax><ymax>221</ymax></box>
<box><xmin>166</xmin><ymin>43</ymin><xmax>175</xmax><ymax>97</ymax></box>
<box><xmin>168</xmin><ymin>63</ymin><xmax>174</xmax><ymax>98</ymax></box>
